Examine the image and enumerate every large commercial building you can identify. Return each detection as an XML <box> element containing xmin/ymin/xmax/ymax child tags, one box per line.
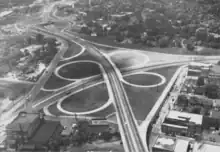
<box><xmin>6</xmin><ymin>112</ymin><xmax>42</xmax><ymax>142</ymax></box>
<box><xmin>5</xmin><ymin>112</ymin><xmax>63</xmax><ymax>151</ymax></box>
<box><xmin>162</xmin><ymin>110</ymin><xmax>203</xmax><ymax>137</ymax></box>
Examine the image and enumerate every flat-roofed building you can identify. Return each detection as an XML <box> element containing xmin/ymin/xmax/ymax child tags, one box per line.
<box><xmin>152</xmin><ymin>135</ymin><xmax>176</xmax><ymax>152</ymax></box>
<box><xmin>187</xmin><ymin>69</ymin><xmax>201</xmax><ymax>77</ymax></box>
<box><xmin>193</xmin><ymin>142</ymin><xmax>220</xmax><ymax>152</ymax></box>
<box><xmin>166</xmin><ymin>110</ymin><xmax>203</xmax><ymax>125</ymax></box>
<box><xmin>161</xmin><ymin>123</ymin><xmax>188</xmax><ymax>136</ymax></box>
<box><xmin>6</xmin><ymin>112</ymin><xmax>42</xmax><ymax>140</ymax></box>
<box><xmin>152</xmin><ymin>135</ymin><xmax>189</xmax><ymax>152</ymax></box>
<box><xmin>5</xmin><ymin>112</ymin><xmax>43</xmax><ymax>150</ymax></box>
<box><xmin>174</xmin><ymin>139</ymin><xmax>189</xmax><ymax>152</ymax></box>
<box><xmin>28</xmin><ymin>121</ymin><xmax>62</xmax><ymax>148</ymax></box>
<box><xmin>203</xmin><ymin>110</ymin><xmax>220</xmax><ymax>129</ymax></box>
<box><xmin>210</xmin><ymin>65</ymin><xmax>220</xmax><ymax>77</ymax></box>
<box><xmin>162</xmin><ymin>110</ymin><xmax>203</xmax><ymax>137</ymax></box>
<box><xmin>188</xmin><ymin>62</ymin><xmax>212</xmax><ymax>70</ymax></box>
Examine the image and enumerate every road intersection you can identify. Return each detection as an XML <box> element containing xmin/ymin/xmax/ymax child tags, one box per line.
<box><xmin>2</xmin><ymin>1</ymin><xmax>220</xmax><ymax>151</ymax></box>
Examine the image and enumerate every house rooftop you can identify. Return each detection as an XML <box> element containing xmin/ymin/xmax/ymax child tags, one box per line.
<box><xmin>166</xmin><ymin>110</ymin><xmax>203</xmax><ymax>125</ymax></box>
<box><xmin>211</xmin><ymin>65</ymin><xmax>220</xmax><ymax>75</ymax></box>
<box><xmin>210</xmin><ymin>110</ymin><xmax>220</xmax><ymax>119</ymax></box>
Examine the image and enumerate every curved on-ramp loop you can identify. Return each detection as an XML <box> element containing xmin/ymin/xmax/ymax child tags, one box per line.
<box><xmin>122</xmin><ymin>72</ymin><xmax>166</xmax><ymax>88</ymax></box>
<box><xmin>108</xmin><ymin>50</ymin><xmax>150</xmax><ymax>70</ymax></box>
<box><xmin>54</xmin><ymin>60</ymin><xmax>102</xmax><ymax>81</ymax></box>
<box><xmin>55</xmin><ymin>81</ymin><xmax>113</xmax><ymax>115</ymax></box>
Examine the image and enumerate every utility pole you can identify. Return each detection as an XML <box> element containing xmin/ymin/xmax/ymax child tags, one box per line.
<box><xmin>157</xmin><ymin>84</ymin><xmax>159</xmax><ymax>92</ymax></box>
<box><xmin>75</xmin><ymin>113</ymin><xmax>78</xmax><ymax>122</ymax></box>
<box><xmin>8</xmin><ymin>0</ymin><xmax>12</xmax><ymax>10</ymax></box>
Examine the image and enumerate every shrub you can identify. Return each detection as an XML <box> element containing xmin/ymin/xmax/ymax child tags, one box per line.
<box><xmin>158</xmin><ymin>36</ymin><xmax>169</xmax><ymax>47</ymax></box>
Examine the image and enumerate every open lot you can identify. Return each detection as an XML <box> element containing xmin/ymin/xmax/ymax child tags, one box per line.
<box><xmin>63</xmin><ymin>42</ymin><xmax>82</xmax><ymax>58</ymax></box>
<box><xmin>60</xmin><ymin>82</ymin><xmax>108</xmax><ymax>112</ymax></box>
<box><xmin>0</xmin><ymin>80</ymin><xmax>34</xmax><ymax>100</ymax></box>
<box><xmin>58</xmin><ymin>61</ymin><xmax>101</xmax><ymax>79</ymax></box>
<box><xmin>109</xmin><ymin>51</ymin><xmax>148</xmax><ymax>69</ymax></box>
<box><xmin>43</xmin><ymin>73</ymin><xmax>74</xmax><ymax>90</ymax></box>
<box><xmin>124</xmin><ymin>66</ymin><xmax>179</xmax><ymax>121</ymax></box>
<box><xmin>123</xmin><ymin>73</ymin><xmax>162</xmax><ymax>86</ymax></box>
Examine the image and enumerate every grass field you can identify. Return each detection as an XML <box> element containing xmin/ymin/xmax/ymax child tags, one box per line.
<box><xmin>60</xmin><ymin>83</ymin><xmax>108</xmax><ymax>112</ymax></box>
<box><xmin>47</xmin><ymin>101</ymin><xmax>71</xmax><ymax>116</ymax></box>
<box><xmin>110</xmin><ymin>51</ymin><xmax>147</xmax><ymax>69</ymax></box>
<box><xmin>58</xmin><ymin>61</ymin><xmax>101</xmax><ymax>79</ymax></box>
<box><xmin>43</xmin><ymin>73</ymin><xmax>74</xmax><ymax>90</ymax></box>
<box><xmin>124</xmin><ymin>66</ymin><xmax>179</xmax><ymax>121</ymax></box>
<box><xmin>123</xmin><ymin>73</ymin><xmax>162</xmax><ymax>86</ymax></box>
<box><xmin>63</xmin><ymin>42</ymin><xmax>82</xmax><ymax>58</ymax></box>
<box><xmin>34</xmin><ymin>90</ymin><xmax>54</xmax><ymax>102</ymax></box>
<box><xmin>86</xmin><ymin>104</ymin><xmax>115</xmax><ymax>118</ymax></box>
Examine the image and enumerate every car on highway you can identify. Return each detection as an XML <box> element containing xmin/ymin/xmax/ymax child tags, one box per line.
<box><xmin>65</xmin><ymin>91</ymin><xmax>71</xmax><ymax>95</ymax></box>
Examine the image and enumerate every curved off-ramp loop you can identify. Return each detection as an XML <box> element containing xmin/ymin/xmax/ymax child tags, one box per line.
<box><xmin>56</xmin><ymin>82</ymin><xmax>113</xmax><ymax>115</ymax></box>
<box><xmin>55</xmin><ymin>60</ymin><xmax>102</xmax><ymax>81</ymax></box>
<box><xmin>61</xmin><ymin>41</ymin><xmax>86</xmax><ymax>61</ymax></box>
<box><xmin>122</xmin><ymin>72</ymin><xmax>166</xmax><ymax>88</ymax></box>
<box><xmin>108</xmin><ymin>50</ymin><xmax>150</xmax><ymax>70</ymax></box>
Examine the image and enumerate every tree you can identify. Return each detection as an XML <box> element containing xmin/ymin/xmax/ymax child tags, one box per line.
<box><xmin>192</xmin><ymin>106</ymin><xmax>201</xmax><ymax>114</ymax></box>
<box><xmin>158</xmin><ymin>36</ymin><xmax>169</xmax><ymax>48</ymax></box>
<box><xmin>186</xmin><ymin>40</ymin><xmax>194</xmax><ymax>51</ymax></box>
<box><xmin>36</xmin><ymin>33</ymin><xmax>44</xmax><ymax>44</ymax></box>
<box><xmin>177</xmin><ymin>94</ymin><xmax>188</xmax><ymax>106</ymax></box>
<box><xmin>197</xmin><ymin>76</ymin><xmax>205</xmax><ymax>86</ymax></box>
<box><xmin>80</xmin><ymin>27</ymin><xmax>91</xmax><ymax>35</ymax></box>
<box><xmin>205</xmin><ymin>84</ymin><xmax>219</xmax><ymax>99</ymax></box>
<box><xmin>100</xmin><ymin>131</ymin><xmax>112</xmax><ymax>142</ymax></box>
<box><xmin>195</xmin><ymin>28</ymin><xmax>208</xmax><ymax>42</ymax></box>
